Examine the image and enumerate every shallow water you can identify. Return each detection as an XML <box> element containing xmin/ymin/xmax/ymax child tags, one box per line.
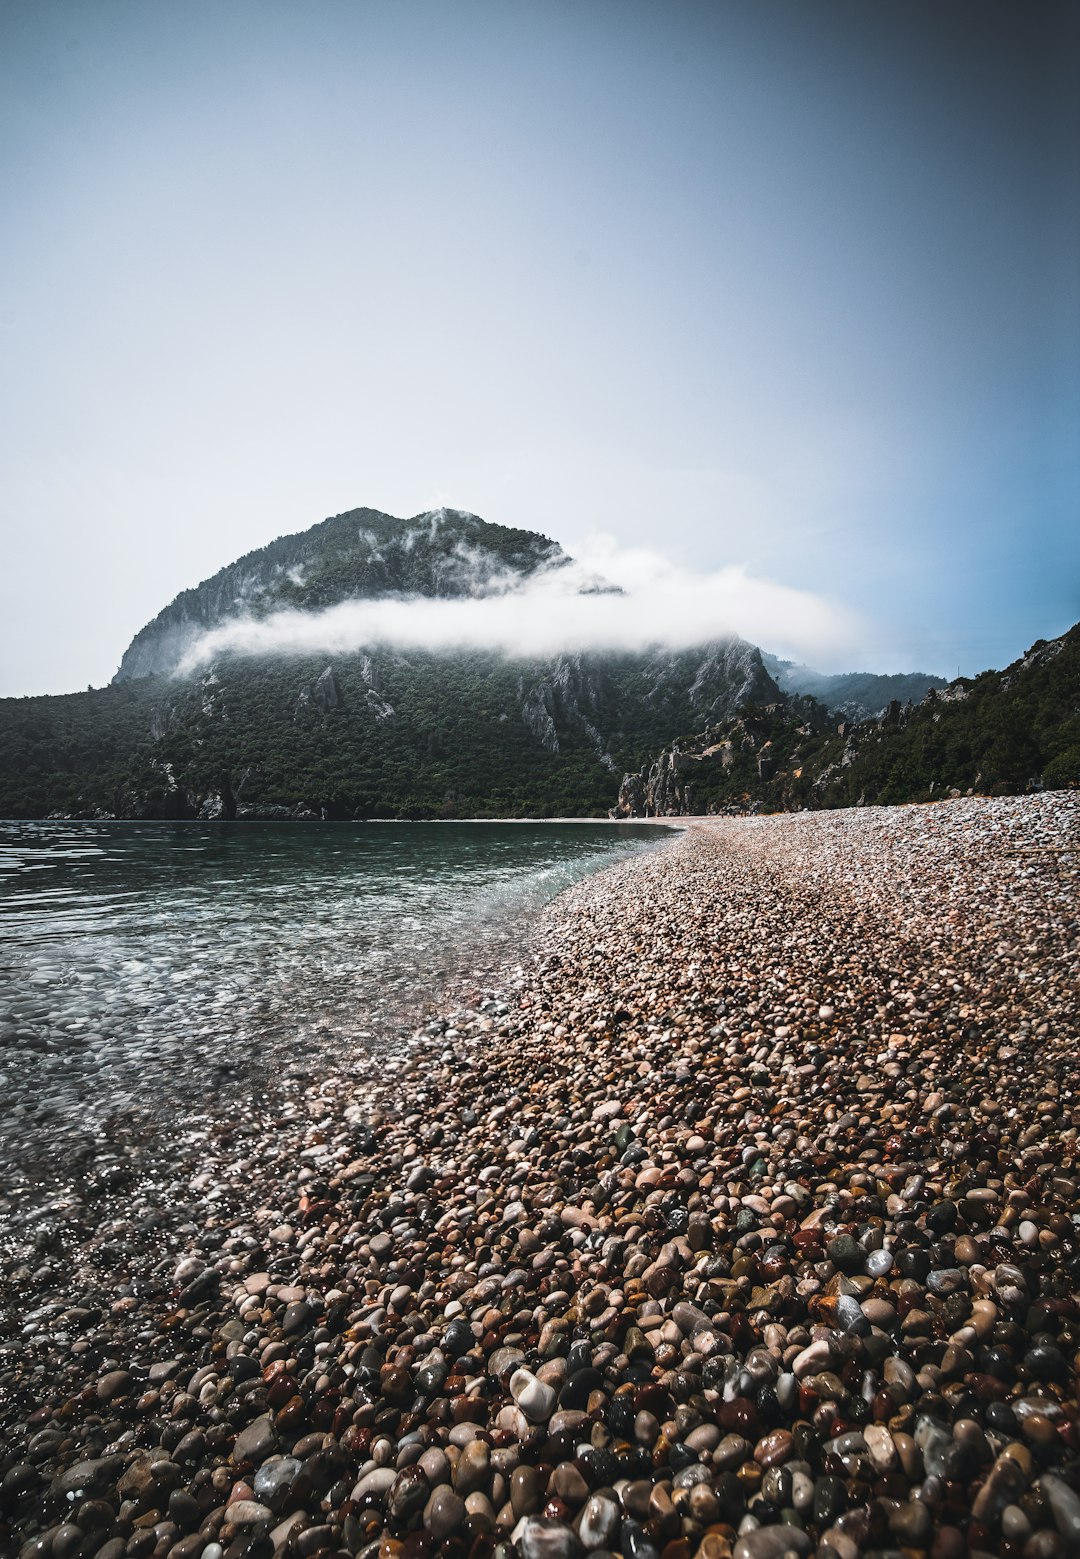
<box><xmin>0</xmin><ymin>820</ymin><xmax>664</xmax><ymax>1203</ymax></box>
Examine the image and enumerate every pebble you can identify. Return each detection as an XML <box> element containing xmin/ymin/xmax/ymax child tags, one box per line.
<box><xmin>453</xmin><ymin>1439</ymin><xmax>490</xmax><ymax>1496</ymax></box>
<box><xmin>252</xmin><ymin>1455</ymin><xmax>302</xmax><ymax>1507</ymax></box>
<box><xmin>733</xmin><ymin>1528</ymin><xmax>812</xmax><ymax>1559</ymax></box>
<box><xmin>509</xmin><ymin>1366</ymin><xmax>557</xmax><ymax>1423</ymax></box>
<box><xmin>224</xmin><ymin>1499</ymin><xmax>272</xmax><ymax>1524</ymax></box>
<box><xmin>425</xmin><ymin>1484</ymin><xmax>466</xmax><ymax>1538</ymax></box>
<box><xmin>231</xmin><ymin>1414</ymin><xmax>276</xmax><ymax>1464</ymax></box>
<box><xmin>1</xmin><ymin>794</ymin><xmax>1077</xmax><ymax>1559</ymax></box>
<box><xmin>1040</xmin><ymin>1475</ymin><xmax>1080</xmax><ymax>1546</ymax></box>
<box><xmin>514</xmin><ymin>1516</ymin><xmax>581</xmax><ymax>1558</ymax></box>
<box><xmin>576</xmin><ymin>1492</ymin><xmax>620</xmax><ymax>1548</ymax></box>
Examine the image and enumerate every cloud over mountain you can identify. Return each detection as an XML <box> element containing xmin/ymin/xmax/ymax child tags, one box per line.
<box><xmin>178</xmin><ymin>533</ymin><xmax>857</xmax><ymax>672</ymax></box>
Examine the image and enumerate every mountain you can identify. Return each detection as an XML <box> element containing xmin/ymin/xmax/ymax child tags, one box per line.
<box><xmin>615</xmin><ymin>623</ymin><xmax>1080</xmax><ymax>816</ymax></box>
<box><xmin>0</xmin><ymin>507</ymin><xmax>779</xmax><ymax>819</ymax></box>
<box><xmin>761</xmin><ymin>653</ymin><xmax>948</xmax><ymax>719</ymax></box>
<box><xmin>114</xmin><ymin>506</ymin><xmax>565</xmax><ymax>680</ymax></box>
<box><xmin>8</xmin><ymin>503</ymin><xmax>1068</xmax><ymax>821</ymax></box>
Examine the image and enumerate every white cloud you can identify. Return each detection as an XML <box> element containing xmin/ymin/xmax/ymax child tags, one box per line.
<box><xmin>178</xmin><ymin>533</ymin><xmax>860</xmax><ymax>673</ymax></box>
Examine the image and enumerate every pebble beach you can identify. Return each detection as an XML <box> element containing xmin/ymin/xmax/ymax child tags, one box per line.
<box><xmin>2</xmin><ymin>794</ymin><xmax>1079</xmax><ymax>1559</ymax></box>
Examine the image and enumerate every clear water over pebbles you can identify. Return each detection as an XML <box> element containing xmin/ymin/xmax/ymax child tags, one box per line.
<box><xmin>0</xmin><ymin>820</ymin><xmax>664</xmax><ymax>1209</ymax></box>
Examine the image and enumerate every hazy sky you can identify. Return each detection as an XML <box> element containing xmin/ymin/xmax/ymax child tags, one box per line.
<box><xmin>2</xmin><ymin>0</ymin><xmax>1077</xmax><ymax>694</ymax></box>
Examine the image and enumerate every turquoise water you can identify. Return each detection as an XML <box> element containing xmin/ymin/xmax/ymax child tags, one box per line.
<box><xmin>0</xmin><ymin>821</ymin><xmax>665</xmax><ymax>1200</ymax></box>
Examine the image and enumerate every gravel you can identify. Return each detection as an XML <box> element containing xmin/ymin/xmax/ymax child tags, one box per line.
<box><xmin>1</xmin><ymin>793</ymin><xmax>1078</xmax><ymax>1559</ymax></box>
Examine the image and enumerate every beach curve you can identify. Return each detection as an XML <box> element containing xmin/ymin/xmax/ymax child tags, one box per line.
<box><xmin>2</xmin><ymin>793</ymin><xmax>1079</xmax><ymax>1558</ymax></box>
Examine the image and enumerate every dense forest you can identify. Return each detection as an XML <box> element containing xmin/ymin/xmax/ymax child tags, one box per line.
<box><xmin>2</xmin><ymin>623</ymin><xmax>1075</xmax><ymax>821</ymax></box>
<box><xmin>0</xmin><ymin>641</ymin><xmax>775</xmax><ymax>820</ymax></box>
<box><xmin>618</xmin><ymin>624</ymin><xmax>1080</xmax><ymax>816</ymax></box>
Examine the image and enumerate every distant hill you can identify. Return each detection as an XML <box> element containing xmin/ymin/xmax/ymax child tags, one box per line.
<box><xmin>761</xmin><ymin>653</ymin><xmax>948</xmax><ymax>719</ymax></box>
<box><xmin>1</xmin><ymin>507</ymin><xmax>778</xmax><ymax>819</ymax></box>
<box><xmin>617</xmin><ymin>624</ymin><xmax>1080</xmax><ymax>816</ymax></box>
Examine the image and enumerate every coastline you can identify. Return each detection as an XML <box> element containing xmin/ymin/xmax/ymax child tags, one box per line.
<box><xmin>2</xmin><ymin>793</ymin><xmax>1079</xmax><ymax>1559</ymax></box>
<box><xmin>0</xmin><ymin>821</ymin><xmax>667</xmax><ymax>1219</ymax></box>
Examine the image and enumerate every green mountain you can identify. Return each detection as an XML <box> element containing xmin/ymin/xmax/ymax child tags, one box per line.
<box><xmin>7</xmin><ymin>504</ymin><xmax>1069</xmax><ymax>821</ymax></box>
<box><xmin>0</xmin><ymin>507</ymin><xmax>778</xmax><ymax>819</ymax></box>
<box><xmin>616</xmin><ymin>623</ymin><xmax>1080</xmax><ymax>815</ymax></box>
<box><xmin>114</xmin><ymin>506</ymin><xmax>565</xmax><ymax>680</ymax></box>
<box><xmin>760</xmin><ymin>653</ymin><xmax>948</xmax><ymax>719</ymax></box>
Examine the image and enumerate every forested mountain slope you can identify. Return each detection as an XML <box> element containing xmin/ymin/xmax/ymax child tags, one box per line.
<box><xmin>7</xmin><ymin>505</ymin><xmax>1071</xmax><ymax>820</ymax></box>
<box><xmin>617</xmin><ymin>624</ymin><xmax>1080</xmax><ymax>816</ymax></box>
<box><xmin>761</xmin><ymin>655</ymin><xmax>948</xmax><ymax>719</ymax></box>
<box><xmin>2</xmin><ymin>508</ymin><xmax>778</xmax><ymax>818</ymax></box>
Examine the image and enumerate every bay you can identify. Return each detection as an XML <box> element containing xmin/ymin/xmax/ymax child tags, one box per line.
<box><xmin>0</xmin><ymin>820</ymin><xmax>664</xmax><ymax>1215</ymax></box>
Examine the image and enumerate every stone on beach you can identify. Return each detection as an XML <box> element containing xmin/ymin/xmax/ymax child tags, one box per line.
<box><xmin>1</xmin><ymin>793</ymin><xmax>1078</xmax><ymax>1559</ymax></box>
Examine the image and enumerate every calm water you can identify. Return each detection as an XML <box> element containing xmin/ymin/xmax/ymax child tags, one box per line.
<box><xmin>0</xmin><ymin>821</ymin><xmax>665</xmax><ymax>1203</ymax></box>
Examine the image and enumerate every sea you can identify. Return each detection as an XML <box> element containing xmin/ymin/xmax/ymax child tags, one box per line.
<box><xmin>0</xmin><ymin>820</ymin><xmax>666</xmax><ymax>1216</ymax></box>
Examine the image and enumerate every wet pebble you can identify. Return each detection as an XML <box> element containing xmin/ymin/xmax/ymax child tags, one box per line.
<box><xmin>3</xmin><ymin>794</ymin><xmax>1078</xmax><ymax>1559</ymax></box>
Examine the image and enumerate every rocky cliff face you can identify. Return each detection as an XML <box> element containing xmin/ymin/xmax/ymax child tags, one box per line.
<box><xmin>114</xmin><ymin>507</ymin><xmax>564</xmax><ymax>681</ymax></box>
<box><xmin>612</xmin><ymin>697</ymin><xmax>830</xmax><ymax>817</ymax></box>
<box><xmin>613</xmin><ymin>623</ymin><xmax>1080</xmax><ymax>816</ymax></box>
<box><xmin>514</xmin><ymin>640</ymin><xmax>777</xmax><ymax>770</ymax></box>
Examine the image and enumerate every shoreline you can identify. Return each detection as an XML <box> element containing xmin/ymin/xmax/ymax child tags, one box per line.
<box><xmin>2</xmin><ymin>794</ymin><xmax>1079</xmax><ymax>1559</ymax></box>
<box><xmin>13</xmin><ymin>817</ymin><xmax>682</xmax><ymax>827</ymax></box>
<box><xmin>20</xmin><ymin>792</ymin><xmax>1067</xmax><ymax>827</ymax></box>
<box><xmin>0</xmin><ymin>823</ymin><xmax>667</xmax><ymax>1221</ymax></box>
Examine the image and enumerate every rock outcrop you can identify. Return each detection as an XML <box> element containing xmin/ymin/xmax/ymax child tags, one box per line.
<box><xmin>614</xmin><ymin>622</ymin><xmax>1080</xmax><ymax>816</ymax></box>
<box><xmin>295</xmin><ymin>665</ymin><xmax>343</xmax><ymax>723</ymax></box>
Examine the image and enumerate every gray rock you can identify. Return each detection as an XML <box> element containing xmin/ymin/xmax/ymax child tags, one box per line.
<box><xmin>1040</xmin><ymin>1475</ymin><xmax>1080</xmax><ymax>1545</ymax></box>
<box><xmin>914</xmin><ymin>1415</ymin><xmax>952</xmax><ymax>1478</ymax></box>
<box><xmin>95</xmin><ymin>1369</ymin><xmax>131</xmax><ymax>1400</ymax></box>
<box><xmin>253</xmin><ymin>1456</ymin><xmax>303</xmax><ymax>1508</ymax></box>
<box><xmin>425</xmin><ymin>1485</ymin><xmax>466</xmax><ymax>1538</ymax></box>
<box><xmin>352</xmin><ymin>1467</ymin><xmax>396</xmax><ymax>1502</ymax></box>
<box><xmin>513</xmin><ymin>1517</ymin><xmax>582</xmax><ymax>1559</ymax></box>
<box><xmin>48</xmin><ymin>1457</ymin><xmax>123</xmax><ymax>1501</ymax></box>
<box><xmin>282</xmin><ymin>1299</ymin><xmax>313</xmax><ymax>1335</ymax></box>
<box><xmin>50</xmin><ymin>1524</ymin><xmax>83</xmax><ymax>1559</ymax></box>
<box><xmin>232</xmin><ymin>1414</ymin><xmax>277</xmax><ymax>1465</ymax></box>
<box><xmin>733</xmin><ymin>1526</ymin><xmax>812</xmax><ymax>1559</ymax></box>
<box><xmin>2</xmin><ymin>1463</ymin><xmax>36</xmax><ymax>1496</ymax></box>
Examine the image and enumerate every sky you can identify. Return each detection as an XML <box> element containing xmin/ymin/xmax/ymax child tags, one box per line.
<box><xmin>1</xmin><ymin>0</ymin><xmax>1077</xmax><ymax>695</ymax></box>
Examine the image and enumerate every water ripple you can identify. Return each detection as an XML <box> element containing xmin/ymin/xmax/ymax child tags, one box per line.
<box><xmin>0</xmin><ymin>820</ymin><xmax>663</xmax><ymax>1203</ymax></box>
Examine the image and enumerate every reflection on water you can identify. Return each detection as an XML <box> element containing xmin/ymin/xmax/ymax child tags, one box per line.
<box><xmin>0</xmin><ymin>821</ymin><xmax>662</xmax><ymax>1199</ymax></box>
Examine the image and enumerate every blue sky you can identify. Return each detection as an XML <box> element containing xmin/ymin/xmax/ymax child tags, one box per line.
<box><xmin>1</xmin><ymin>0</ymin><xmax>1077</xmax><ymax>693</ymax></box>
